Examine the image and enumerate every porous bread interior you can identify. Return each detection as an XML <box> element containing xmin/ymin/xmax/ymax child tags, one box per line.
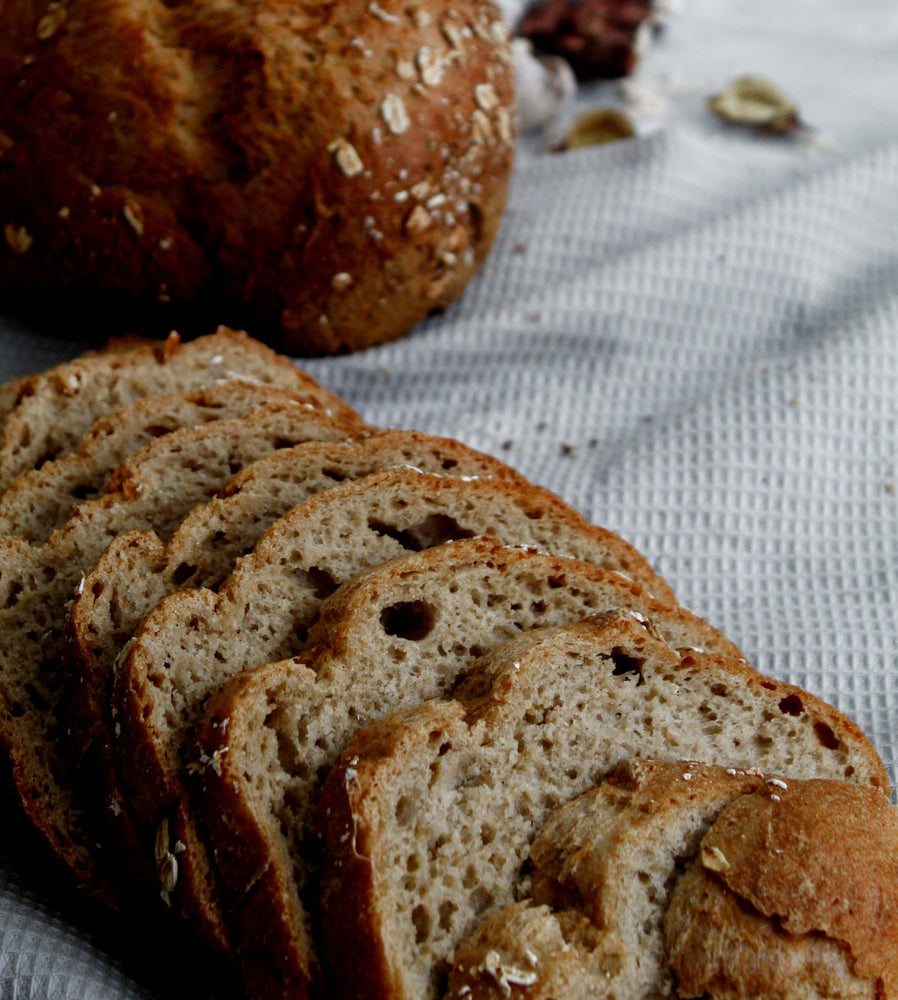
<box><xmin>0</xmin><ymin>403</ymin><xmax>355</xmax><ymax>885</ymax></box>
<box><xmin>141</xmin><ymin>507</ymin><xmax>688</xmax><ymax>774</ymax></box>
<box><xmin>189</xmin><ymin>550</ymin><xmax>733</xmax><ymax>992</ymax></box>
<box><xmin>323</xmin><ymin>615</ymin><xmax>881</xmax><ymax>1000</ymax></box>
<box><xmin>0</xmin><ymin>381</ymin><xmax>310</xmax><ymax>542</ymax></box>
<box><xmin>0</xmin><ymin>328</ymin><xmax>349</xmax><ymax>491</ymax></box>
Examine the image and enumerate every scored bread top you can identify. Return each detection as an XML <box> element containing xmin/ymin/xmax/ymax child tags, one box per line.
<box><xmin>0</xmin><ymin>326</ymin><xmax>361</xmax><ymax>491</ymax></box>
<box><xmin>666</xmin><ymin>778</ymin><xmax>898</xmax><ymax>1000</ymax></box>
<box><xmin>0</xmin><ymin>400</ymin><xmax>361</xmax><ymax>910</ymax></box>
<box><xmin>186</xmin><ymin>543</ymin><xmax>744</xmax><ymax>999</ymax></box>
<box><xmin>0</xmin><ymin>380</ymin><xmax>326</xmax><ymax>541</ymax></box>
<box><xmin>315</xmin><ymin>611</ymin><xmax>886</xmax><ymax>1000</ymax></box>
<box><xmin>111</xmin><ymin>471</ymin><xmax>675</xmax><ymax>951</ymax></box>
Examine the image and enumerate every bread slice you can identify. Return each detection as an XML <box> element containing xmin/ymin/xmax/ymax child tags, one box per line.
<box><xmin>0</xmin><ymin>400</ymin><xmax>361</xmax><ymax>910</ymax></box>
<box><xmin>447</xmin><ymin>759</ymin><xmax>898</xmax><ymax>1000</ymax></box>
<box><xmin>315</xmin><ymin>612</ymin><xmax>888</xmax><ymax>1000</ymax></box>
<box><xmin>66</xmin><ymin>432</ymin><xmax>530</xmax><ymax>917</ymax></box>
<box><xmin>184</xmin><ymin>542</ymin><xmax>744</xmax><ymax>998</ymax></box>
<box><xmin>0</xmin><ymin>380</ymin><xmax>325</xmax><ymax>541</ymax></box>
<box><xmin>111</xmin><ymin>475</ymin><xmax>679</xmax><ymax>952</ymax></box>
<box><xmin>0</xmin><ymin>325</ymin><xmax>361</xmax><ymax>491</ymax></box>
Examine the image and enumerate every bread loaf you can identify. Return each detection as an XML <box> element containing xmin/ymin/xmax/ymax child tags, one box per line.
<box><xmin>0</xmin><ymin>400</ymin><xmax>360</xmax><ymax>908</ymax></box>
<box><xmin>317</xmin><ymin>613</ymin><xmax>887</xmax><ymax>1000</ymax></box>
<box><xmin>446</xmin><ymin>759</ymin><xmax>898</xmax><ymax>1000</ymax></box>
<box><xmin>0</xmin><ymin>0</ymin><xmax>516</xmax><ymax>354</ymax></box>
<box><xmin>188</xmin><ymin>541</ymin><xmax>741</xmax><ymax>998</ymax></box>
<box><xmin>0</xmin><ymin>326</ymin><xmax>360</xmax><ymax>491</ymax></box>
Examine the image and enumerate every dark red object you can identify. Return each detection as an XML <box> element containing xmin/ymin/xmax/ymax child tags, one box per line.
<box><xmin>519</xmin><ymin>0</ymin><xmax>656</xmax><ymax>80</ymax></box>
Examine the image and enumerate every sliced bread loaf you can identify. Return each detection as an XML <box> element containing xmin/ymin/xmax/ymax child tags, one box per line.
<box><xmin>0</xmin><ymin>325</ymin><xmax>361</xmax><ymax>491</ymax></box>
<box><xmin>66</xmin><ymin>432</ymin><xmax>530</xmax><ymax>914</ymax></box>
<box><xmin>446</xmin><ymin>758</ymin><xmax>898</xmax><ymax>1000</ymax></box>
<box><xmin>111</xmin><ymin>473</ymin><xmax>678</xmax><ymax>951</ymax></box>
<box><xmin>315</xmin><ymin>611</ymin><xmax>888</xmax><ymax>1000</ymax></box>
<box><xmin>185</xmin><ymin>543</ymin><xmax>747</xmax><ymax>999</ymax></box>
<box><xmin>0</xmin><ymin>380</ymin><xmax>321</xmax><ymax>541</ymax></box>
<box><xmin>0</xmin><ymin>400</ymin><xmax>361</xmax><ymax>911</ymax></box>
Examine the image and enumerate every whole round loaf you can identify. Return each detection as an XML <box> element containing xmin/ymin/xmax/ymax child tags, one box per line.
<box><xmin>0</xmin><ymin>0</ymin><xmax>515</xmax><ymax>354</ymax></box>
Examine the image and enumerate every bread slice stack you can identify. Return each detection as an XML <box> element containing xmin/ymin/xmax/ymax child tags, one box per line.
<box><xmin>0</xmin><ymin>328</ymin><xmax>892</xmax><ymax>1000</ymax></box>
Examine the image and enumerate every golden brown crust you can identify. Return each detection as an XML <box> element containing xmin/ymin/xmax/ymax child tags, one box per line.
<box><xmin>686</xmin><ymin>780</ymin><xmax>898</xmax><ymax>998</ymax></box>
<box><xmin>0</xmin><ymin>0</ymin><xmax>515</xmax><ymax>354</ymax></box>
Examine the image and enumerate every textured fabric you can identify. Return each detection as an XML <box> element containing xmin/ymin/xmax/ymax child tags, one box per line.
<box><xmin>1</xmin><ymin>3</ymin><xmax>896</xmax><ymax>997</ymax></box>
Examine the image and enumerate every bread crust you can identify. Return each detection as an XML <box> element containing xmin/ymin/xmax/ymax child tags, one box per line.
<box><xmin>667</xmin><ymin>780</ymin><xmax>898</xmax><ymax>999</ymax></box>
<box><xmin>0</xmin><ymin>0</ymin><xmax>515</xmax><ymax>353</ymax></box>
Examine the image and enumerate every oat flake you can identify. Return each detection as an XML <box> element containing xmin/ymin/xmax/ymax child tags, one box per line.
<box><xmin>4</xmin><ymin>222</ymin><xmax>32</xmax><ymax>254</ymax></box>
<box><xmin>381</xmin><ymin>93</ymin><xmax>410</xmax><ymax>135</ymax></box>
<box><xmin>328</xmin><ymin>138</ymin><xmax>364</xmax><ymax>177</ymax></box>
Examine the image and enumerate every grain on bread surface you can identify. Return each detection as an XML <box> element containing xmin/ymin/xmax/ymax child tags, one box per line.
<box><xmin>185</xmin><ymin>541</ymin><xmax>742</xmax><ymax>998</ymax></box>
<box><xmin>0</xmin><ymin>0</ymin><xmax>516</xmax><ymax>353</ymax></box>
<box><xmin>111</xmin><ymin>472</ymin><xmax>675</xmax><ymax>954</ymax></box>
<box><xmin>316</xmin><ymin>612</ymin><xmax>887</xmax><ymax>1000</ymax></box>
<box><xmin>0</xmin><ymin>401</ymin><xmax>361</xmax><ymax>913</ymax></box>
<box><xmin>0</xmin><ymin>326</ymin><xmax>360</xmax><ymax>491</ymax></box>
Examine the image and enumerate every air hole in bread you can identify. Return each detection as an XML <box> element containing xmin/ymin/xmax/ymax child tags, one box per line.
<box><xmin>439</xmin><ymin>901</ymin><xmax>457</xmax><ymax>932</ymax></box>
<box><xmin>171</xmin><ymin>563</ymin><xmax>198</xmax><ymax>587</ymax></box>
<box><xmin>321</xmin><ymin>468</ymin><xmax>347</xmax><ymax>482</ymax></box>
<box><xmin>4</xmin><ymin>580</ymin><xmax>23</xmax><ymax>608</ymax></box>
<box><xmin>412</xmin><ymin>904</ymin><xmax>432</xmax><ymax>944</ymax></box>
<box><xmin>610</xmin><ymin>646</ymin><xmax>645</xmax><ymax>684</ymax></box>
<box><xmin>778</xmin><ymin>694</ymin><xmax>804</xmax><ymax>716</ymax></box>
<box><xmin>815</xmin><ymin>721</ymin><xmax>840</xmax><ymax>750</ymax></box>
<box><xmin>308</xmin><ymin>566</ymin><xmax>338</xmax><ymax>601</ymax></box>
<box><xmin>380</xmin><ymin>600</ymin><xmax>435</xmax><ymax>641</ymax></box>
<box><xmin>143</xmin><ymin>424</ymin><xmax>174</xmax><ymax>438</ymax></box>
<box><xmin>396</xmin><ymin>795</ymin><xmax>415</xmax><ymax>825</ymax></box>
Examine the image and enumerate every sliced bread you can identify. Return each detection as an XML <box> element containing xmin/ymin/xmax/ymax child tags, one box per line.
<box><xmin>185</xmin><ymin>543</ymin><xmax>746</xmax><ymax>998</ymax></box>
<box><xmin>316</xmin><ymin>614</ymin><xmax>887</xmax><ymax>1000</ymax></box>
<box><xmin>66</xmin><ymin>432</ymin><xmax>530</xmax><ymax>914</ymax></box>
<box><xmin>0</xmin><ymin>325</ymin><xmax>361</xmax><ymax>491</ymax></box>
<box><xmin>111</xmin><ymin>473</ymin><xmax>678</xmax><ymax>951</ymax></box>
<box><xmin>446</xmin><ymin>759</ymin><xmax>898</xmax><ymax>1000</ymax></box>
<box><xmin>0</xmin><ymin>380</ymin><xmax>322</xmax><ymax>541</ymax></box>
<box><xmin>0</xmin><ymin>400</ymin><xmax>361</xmax><ymax>911</ymax></box>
